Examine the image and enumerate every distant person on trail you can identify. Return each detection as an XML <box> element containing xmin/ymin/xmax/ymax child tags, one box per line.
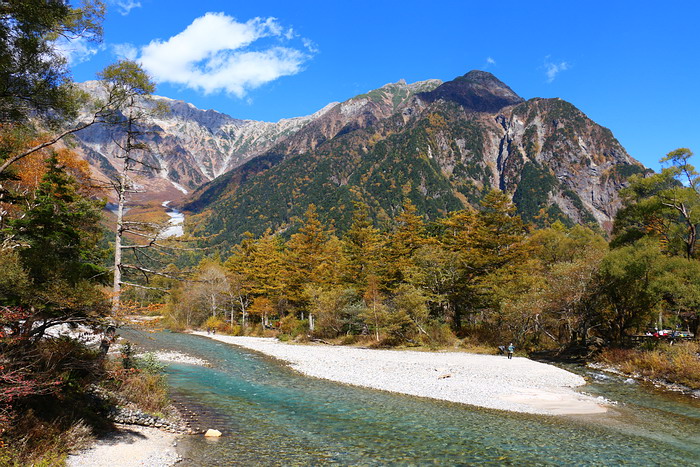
<box><xmin>507</xmin><ymin>343</ymin><xmax>514</xmax><ymax>359</ymax></box>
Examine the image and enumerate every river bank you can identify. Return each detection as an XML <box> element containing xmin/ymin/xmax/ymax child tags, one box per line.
<box><xmin>66</xmin><ymin>424</ymin><xmax>181</xmax><ymax>467</ymax></box>
<box><xmin>64</xmin><ymin>344</ymin><xmax>211</xmax><ymax>466</ymax></box>
<box><xmin>192</xmin><ymin>332</ymin><xmax>610</xmax><ymax>415</ymax></box>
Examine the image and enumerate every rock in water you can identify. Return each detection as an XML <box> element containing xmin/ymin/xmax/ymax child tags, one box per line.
<box><xmin>204</xmin><ymin>429</ymin><xmax>222</xmax><ymax>437</ymax></box>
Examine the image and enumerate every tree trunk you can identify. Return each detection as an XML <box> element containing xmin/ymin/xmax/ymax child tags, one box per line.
<box><xmin>112</xmin><ymin>164</ymin><xmax>127</xmax><ymax>314</ymax></box>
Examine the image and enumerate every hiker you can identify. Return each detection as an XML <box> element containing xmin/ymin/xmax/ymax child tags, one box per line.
<box><xmin>507</xmin><ymin>342</ymin><xmax>514</xmax><ymax>359</ymax></box>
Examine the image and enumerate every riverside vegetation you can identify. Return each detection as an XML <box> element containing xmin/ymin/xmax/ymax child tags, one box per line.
<box><xmin>0</xmin><ymin>1</ymin><xmax>180</xmax><ymax>464</ymax></box>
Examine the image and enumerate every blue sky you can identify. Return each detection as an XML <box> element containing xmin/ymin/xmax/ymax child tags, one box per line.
<box><xmin>67</xmin><ymin>0</ymin><xmax>700</xmax><ymax>170</ymax></box>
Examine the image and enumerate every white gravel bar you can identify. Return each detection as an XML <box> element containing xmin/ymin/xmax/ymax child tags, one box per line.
<box><xmin>67</xmin><ymin>425</ymin><xmax>180</xmax><ymax>467</ymax></box>
<box><xmin>193</xmin><ymin>332</ymin><xmax>609</xmax><ymax>416</ymax></box>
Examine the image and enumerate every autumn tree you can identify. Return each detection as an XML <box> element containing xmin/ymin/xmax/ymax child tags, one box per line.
<box><xmin>596</xmin><ymin>239</ymin><xmax>673</xmax><ymax>344</ymax></box>
<box><xmin>385</xmin><ymin>199</ymin><xmax>429</xmax><ymax>286</ymax></box>
<box><xmin>342</xmin><ymin>202</ymin><xmax>383</xmax><ymax>288</ymax></box>
<box><xmin>1</xmin><ymin>155</ymin><xmax>109</xmax><ymax>448</ymax></box>
<box><xmin>0</xmin><ymin>2</ymin><xmax>145</xmax><ymax>189</ymax></box>
<box><xmin>306</xmin><ymin>286</ymin><xmax>363</xmax><ymax>338</ymax></box>
<box><xmin>284</xmin><ymin>204</ymin><xmax>336</xmax><ymax>309</ymax></box>
<box><xmin>492</xmin><ymin>224</ymin><xmax>608</xmax><ymax>349</ymax></box>
<box><xmin>361</xmin><ymin>275</ymin><xmax>388</xmax><ymax>342</ymax></box>
<box><xmin>225</xmin><ymin>231</ymin><xmax>285</xmax><ymax>326</ymax></box>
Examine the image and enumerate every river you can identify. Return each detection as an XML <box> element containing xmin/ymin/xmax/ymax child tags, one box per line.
<box><xmin>161</xmin><ymin>201</ymin><xmax>185</xmax><ymax>238</ymax></box>
<box><xmin>124</xmin><ymin>329</ymin><xmax>700</xmax><ymax>465</ymax></box>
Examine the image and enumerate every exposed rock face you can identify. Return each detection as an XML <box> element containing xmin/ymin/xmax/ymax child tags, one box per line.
<box><xmin>418</xmin><ymin>70</ymin><xmax>525</xmax><ymax>113</ymax></box>
<box><xmin>263</xmin><ymin>78</ymin><xmax>443</xmax><ymax>157</ymax></box>
<box><xmin>72</xmin><ymin>79</ymin><xmax>442</xmax><ymax>199</ymax></box>
<box><xmin>183</xmin><ymin>71</ymin><xmax>644</xmax><ymax>244</ymax></box>
<box><xmin>72</xmin><ymin>82</ymin><xmax>338</xmax><ymax>196</ymax></box>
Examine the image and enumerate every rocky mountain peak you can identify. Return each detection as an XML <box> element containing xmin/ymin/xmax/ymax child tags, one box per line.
<box><xmin>418</xmin><ymin>70</ymin><xmax>524</xmax><ymax>113</ymax></box>
<box><xmin>163</xmin><ymin>99</ymin><xmax>242</xmax><ymax>132</ymax></box>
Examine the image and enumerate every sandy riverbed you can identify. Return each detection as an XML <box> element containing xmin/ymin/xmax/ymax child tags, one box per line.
<box><xmin>193</xmin><ymin>332</ymin><xmax>609</xmax><ymax>416</ymax></box>
<box><xmin>66</xmin><ymin>425</ymin><xmax>181</xmax><ymax>467</ymax></box>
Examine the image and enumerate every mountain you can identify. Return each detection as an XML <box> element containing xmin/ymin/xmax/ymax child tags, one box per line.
<box><xmin>71</xmin><ymin>81</ymin><xmax>339</xmax><ymax>199</ymax></box>
<box><xmin>183</xmin><ymin>71</ymin><xmax>645</xmax><ymax>245</ymax></box>
<box><xmin>418</xmin><ymin>70</ymin><xmax>524</xmax><ymax>112</ymax></box>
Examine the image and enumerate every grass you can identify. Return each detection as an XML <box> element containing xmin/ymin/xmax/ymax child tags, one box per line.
<box><xmin>597</xmin><ymin>341</ymin><xmax>700</xmax><ymax>390</ymax></box>
<box><xmin>104</xmin><ymin>355</ymin><xmax>171</xmax><ymax>415</ymax></box>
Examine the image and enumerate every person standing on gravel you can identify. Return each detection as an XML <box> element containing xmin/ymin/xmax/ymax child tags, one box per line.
<box><xmin>507</xmin><ymin>343</ymin><xmax>514</xmax><ymax>359</ymax></box>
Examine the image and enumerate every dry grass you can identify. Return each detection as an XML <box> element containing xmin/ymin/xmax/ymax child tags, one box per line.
<box><xmin>0</xmin><ymin>414</ymin><xmax>95</xmax><ymax>466</ymax></box>
<box><xmin>598</xmin><ymin>341</ymin><xmax>700</xmax><ymax>389</ymax></box>
<box><xmin>109</xmin><ymin>367</ymin><xmax>170</xmax><ymax>414</ymax></box>
<box><xmin>458</xmin><ymin>337</ymin><xmax>499</xmax><ymax>355</ymax></box>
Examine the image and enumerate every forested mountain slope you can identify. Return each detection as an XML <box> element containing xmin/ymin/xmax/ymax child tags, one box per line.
<box><xmin>183</xmin><ymin>71</ymin><xmax>645</xmax><ymax>245</ymax></box>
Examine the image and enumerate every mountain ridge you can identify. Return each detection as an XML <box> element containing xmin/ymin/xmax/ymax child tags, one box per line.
<box><xmin>70</xmin><ymin>78</ymin><xmax>442</xmax><ymax>199</ymax></box>
<box><xmin>182</xmin><ymin>71</ymin><xmax>644</xmax><ymax>246</ymax></box>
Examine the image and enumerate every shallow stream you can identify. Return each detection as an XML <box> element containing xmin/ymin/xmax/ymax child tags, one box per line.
<box><xmin>124</xmin><ymin>330</ymin><xmax>700</xmax><ymax>465</ymax></box>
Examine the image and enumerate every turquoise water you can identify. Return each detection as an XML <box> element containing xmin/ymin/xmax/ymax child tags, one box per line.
<box><xmin>126</xmin><ymin>330</ymin><xmax>700</xmax><ymax>465</ymax></box>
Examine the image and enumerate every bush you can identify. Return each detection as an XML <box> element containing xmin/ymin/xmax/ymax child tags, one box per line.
<box><xmin>228</xmin><ymin>324</ymin><xmax>243</xmax><ymax>336</ymax></box>
<box><xmin>105</xmin><ymin>356</ymin><xmax>170</xmax><ymax>415</ymax></box>
<box><xmin>598</xmin><ymin>341</ymin><xmax>700</xmax><ymax>389</ymax></box>
<box><xmin>0</xmin><ymin>335</ymin><xmax>110</xmax><ymax>465</ymax></box>
<box><xmin>279</xmin><ymin>315</ymin><xmax>307</xmax><ymax>338</ymax></box>
<box><xmin>108</xmin><ymin>367</ymin><xmax>170</xmax><ymax>414</ymax></box>
<box><xmin>339</xmin><ymin>334</ymin><xmax>358</xmax><ymax>345</ymax></box>
<box><xmin>134</xmin><ymin>352</ymin><xmax>166</xmax><ymax>374</ymax></box>
<box><xmin>419</xmin><ymin>321</ymin><xmax>457</xmax><ymax>349</ymax></box>
<box><xmin>203</xmin><ymin>316</ymin><xmax>229</xmax><ymax>333</ymax></box>
<box><xmin>0</xmin><ymin>410</ymin><xmax>98</xmax><ymax>466</ymax></box>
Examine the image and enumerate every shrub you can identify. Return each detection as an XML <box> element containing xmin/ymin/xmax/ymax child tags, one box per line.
<box><xmin>228</xmin><ymin>324</ymin><xmax>243</xmax><ymax>336</ymax></box>
<box><xmin>598</xmin><ymin>341</ymin><xmax>700</xmax><ymax>389</ymax></box>
<box><xmin>105</xmin><ymin>356</ymin><xmax>170</xmax><ymax>415</ymax></box>
<box><xmin>339</xmin><ymin>334</ymin><xmax>358</xmax><ymax>345</ymax></box>
<box><xmin>107</xmin><ymin>367</ymin><xmax>170</xmax><ymax>414</ymax></box>
<box><xmin>279</xmin><ymin>315</ymin><xmax>307</xmax><ymax>338</ymax></box>
<box><xmin>459</xmin><ymin>336</ymin><xmax>498</xmax><ymax>354</ymax></box>
<box><xmin>134</xmin><ymin>352</ymin><xmax>166</xmax><ymax>374</ymax></box>
<box><xmin>203</xmin><ymin>316</ymin><xmax>228</xmax><ymax>333</ymax></box>
<box><xmin>419</xmin><ymin>321</ymin><xmax>457</xmax><ymax>349</ymax></box>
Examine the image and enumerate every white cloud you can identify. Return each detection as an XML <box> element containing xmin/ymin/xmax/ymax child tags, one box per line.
<box><xmin>544</xmin><ymin>57</ymin><xmax>570</xmax><ymax>83</ymax></box>
<box><xmin>302</xmin><ymin>38</ymin><xmax>319</xmax><ymax>54</ymax></box>
<box><xmin>135</xmin><ymin>13</ymin><xmax>312</xmax><ymax>97</ymax></box>
<box><xmin>53</xmin><ymin>37</ymin><xmax>104</xmax><ymax>65</ymax></box>
<box><xmin>113</xmin><ymin>0</ymin><xmax>142</xmax><ymax>16</ymax></box>
<box><xmin>112</xmin><ymin>43</ymin><xmax>138</xmax><ymax>61</ymax></box>
<box><xmin>486</xmin><ymin>57</ymin><xmax>496</xmax><ymax>65</ymax></box>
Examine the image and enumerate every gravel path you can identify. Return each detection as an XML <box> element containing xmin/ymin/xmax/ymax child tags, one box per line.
<box><xmin>66</xmin><ymin>425</ymin><xmax>181</xmax><ymax>467</ymax></box>
<box><xmin>194</xmin><ymin>332</ymin><xmax>609</xmax><ymax>415</ymax></box>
